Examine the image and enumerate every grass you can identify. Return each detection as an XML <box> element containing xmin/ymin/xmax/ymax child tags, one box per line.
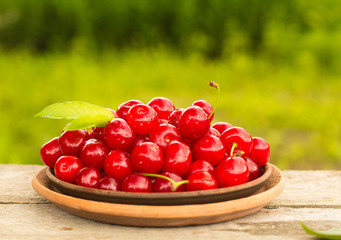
<box><xmin>1</xmin><ymin>48</ymin><xmax>340</xmax><ymax>170</ymax></box>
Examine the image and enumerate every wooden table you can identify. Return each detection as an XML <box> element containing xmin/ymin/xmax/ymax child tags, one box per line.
<box><xmin>0</xmin><ymin>164</ymin><xmax>340</xmax><ymax>239</ymax></box>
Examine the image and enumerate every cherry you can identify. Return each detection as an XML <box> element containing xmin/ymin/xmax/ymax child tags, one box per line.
<box><xmin>185</xmin><ymin>160</ymin><xmax>214</xmax><ymax>178</ymax></box>
<box><xmin>247</xmin><ymin>137</ymin><xmax>270</xmax><ymax>167</ymax></box>
<box><xmin>192</xmin><ymin>100</ymin><xmax>214</xmax><ymax>123</ymax></box>
<box><xmin>75</xmin><ymin>167</ymin><xmax>101</xmax><ymax>188</ymax></box>
<box><xmin>89</xmin><ymin>127</ymin><xmax>105</xmax><ymax>141</ymax></box>
<box><xmin>208</xmin><ymin>127</ymin><xmax>221</xmax><ymax>138</ymax></box>
<box><xmin>221</xmin><ymin>127</ymin><xmax>253</xmax><ymax>156</ymax></box>
<box><xmin>131</xmin><ymin>142</ymin><xmax>163</xmax><ymax>174</ymax></box>
<box><xmin>245</xmin><ymin>157</ymin><xmax>260</xmax><ymax>181</ymax></box>
<box><xmin>211</xmin><ymin>122</ymin><xmax>232</xmax><ymax>134</ymax></box>
<box><xmin>186</xmin><ymin>172</ymin><xmax>218</xmax><ymax>191</ymax></box>
<box><xmin>192</xmin><ymin>134</ymin><xmax>225</xmax><ymax>166</ymax></box>
<box><xmin>54</xmin><ymin>155</ymin><xmax>83</xmax><ymax>183</ymax></box>
<box><xmin>149</xmin><ymin>123</ymin><xmax>181</xmax><ymax>149</ymax></box>
<box><xmin>163</xmin><ymin>140</ymin><xmax>191</xmax><ymax>176</ymax></box>
<box><xmin>40</xmin><ymin>137</ymin><xmax>62</xmax><ymax>168</ymax></box>
<box><xmin>97</xmin><ymin>176</ymin><xmax>121</xmax><ymax>191</ymax></box>
<box><xmin>80</xmin><ymin>138</ymin><xmax>110</xmax><ymax>169</ymax></box>
<box><xmin>168</xmin><ymin>108</ymin><xmax>185</xmax><ymax>128</ymax></box>
<box><xmin>59</xmin><ymin>129</ymin><xmax>89</xmax><ymax>157</ymax></box>
<box><xmin>104</xmin><ymin>118</ymin><xmax>135</xmax><ymax>151</ymax></box>
<box><xmin>130</xmin><ymin>134</ymin><xmax>149</xmax><ymax>151</ymax></box>
<box><xmin>152</xmin><ymin>172</ymin><xmax>185</xmax><ymax>192</ymax></box>
<box><xmin>147</xmin><ymin>97</ymin><xmax>175</xmax><ymax>120</ymax></box>
<box><xmin>126</xmin><ymin>104</ymin><xmax>159</xmax><ymax>135</ymax></box>
<box><xmin>121</xmin><ymin>174</ymin><xmax>152</xmax><ymax>193</ymax></box>
<box><xmin>104</xmin><ymin>149</ymin><xmax>134</xmax><ymax>180</ymax></box>
<box><xmin>214</xmin><ymin>156</ymin><xmax>249</xmax><ymax>187</ymax></box>
<box><xmin>158</xmin><ymin>119</ymin><xmax>169</xmax><ymax>125</ymax></box>
<box><xmin>178</xmin><ymin>106</ymin><xmax>210</xmax><ymax>140</ymax></box>
<box><xmin>116</xmin><ymin>100</ymin><xmax>144</xmax><ymax>120</ymax></box>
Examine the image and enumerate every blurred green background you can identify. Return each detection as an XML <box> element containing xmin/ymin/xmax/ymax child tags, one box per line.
<box><xmin>1</xmin><ymin>0</ymin><xmax>340</xmax><ymax>169</ymax></box>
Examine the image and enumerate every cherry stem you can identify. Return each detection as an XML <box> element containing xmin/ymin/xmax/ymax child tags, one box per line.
<box><xmin>233</xmin><ymin>151</ymin><xmax>245</xmax><ymax>157</ymax></box>
<box><xmin>208</xmin><ymin>81</ymin><xmax>220</xmax><ymax>119</ymax></box>
<box><xmin>138</xmin><ymin>173</ymin><xmax>189</xmax><ymax>192</ymax></box>
<box><xmin>230</xmin><ymin>142</ymin><xmax>238</xmax><ymax>157</ymax></box>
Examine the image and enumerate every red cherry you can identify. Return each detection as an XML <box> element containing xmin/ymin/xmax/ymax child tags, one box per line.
<box><xmin>104</xmin><ymin>150</ymin><xmax>134</xmax><ymax>180</ymax></box>
<box><xmin>163</xmin><ymin>140</ymin><xmax>191</xmax><ymax>176</ymax></box>
<box><xmin>178</xmin><ymin>106</ymin><xmax>210</xmax><ymax>140</ymax></box>
<box><xmin>80</xmin><ymin>138</ymin><xmax>110</xmax><ymax>169</ymax></box>
<box><xmin>186</xmin><ymin>172</ymin><xmax>218</xmax><ymax>191</ymax></box>
<box><xmin>149</xmin><ymin>123</ymin><xmax>181</xmax><ymax>149</ymax></box>
<box><xmin>192</xmin><ymin>134</ymin><xmax>225</xmax><ymax>166</ymax></box>
<box><xmin>121</xmin><ymin>174</ymin><xmax>152</xmax><ymax>192</ymax></box>
<box><xmin>247</xmin><ymin>137</ymin><xmax>270</xmax><ymax>167</ymax></box>
<box><xmin>147</xmin><ymin>97</ymin><xmax>175</xmax><ymax>120</ymax></box>
<box><xmin>208</xmin><ymin>127</ymin><xmax>221</xmax><ymax>138</ymax></box>
<box><xmin>75</xmin><ymin>167</ymin><xmax>101</xmax><ymax>188</ymax></box>
<box><xmin>131</xmin><ymin>142</ymin><xmax>163</xmax><ymax>174</ymax></box>
<box><xmin>158</xmin><ymin>119</ymin><xmax>169</xmax><ymax>125</ymax></box>
<box><xmin>245</xmin><ymin>157</ymin><xmax>260</xmax><ymax>181</ymax></box>
<box><xmin>54</xmin><ymin>155</ymin><xmax>83</xmax><ymax>183</ymax></box>
<box><xmin>59</xmin><ymin>129</ymin><xmax>89</xmax><ymax>156</ymax></box>
<box><xmin>186</xmin><ymin>160</ymin><xmax>214</xmax><ymax>178</ymax></box>
<box><xmin>130</xmin><ymin>134</ymin><xmax>150</xmax><ymax>151</ymax></box>
<box><xmin>221</xmin><ymin>127</ymin><xmax>253</xmax><ymax>155</ymax></box>
<box><xmin>104</xmin><ymin>118</ymin><xmax>135</xmax><ymax>151</ymax></box>
<box><xmin>152</xmin><ymin>172</ymin><xmax>185</xmax><ymax>192</ymax></box>
<box><xmin>89</xmin><ymin>127</ymin><xmax>105</xmax><ymax>141</ymax></box>
<box><xmin>211</xmin><ymin>122</ymin><xmax>232</xmax><ymax>134</ymax></box>
<box><xmin>116</xmin><ymin>100</ymin><xmax>144</xmax><ymax>120</ymax></box>
<box><xmin>40</xmin><ymin>137</ymin><xmax>62</xmax><ymax>168</ymax></box>
<box><xmin>126</xmin><ymin>104</ymin><xmax>159</xmax><ymax>135</ymax></box>
<box><xmin>168</xmin><ymin>108</ymin><xmax>185</xmax><ymax>128</ymax></box>
<box><xmin>214</xmin><ymin>156</ymin><xmax>249</xmax><ymax>187</ymax></box>
<box><xmin>192</xmin><ymin>100</ymin><xmax>214</xmax><ymax>123</ymax></box>
<box><xmin>97</xmin><ymin>176</ymin><xmax>121</xmax><ymax>191</ymax></box>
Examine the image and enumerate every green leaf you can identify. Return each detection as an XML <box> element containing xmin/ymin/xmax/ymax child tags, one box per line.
<box><xmin>301</xmin><ymin>222</ymin><xmax>341</xmax><ymax>239</ymax></box>
<box><xmin>34</xmin><ymin>101</ymin><xmax>113</xmax><ymax>119</ymax></box>
<box><xmin>63</xmin><ymin>115</ymin><xmax>114</xmax><ymax>131</ymax></box>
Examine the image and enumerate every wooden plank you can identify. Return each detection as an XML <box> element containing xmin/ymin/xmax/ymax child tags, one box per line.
<box><xmin>0</xmin><ymin>204</ymin><xmax>340</xmax><ymax>239</ymax></box>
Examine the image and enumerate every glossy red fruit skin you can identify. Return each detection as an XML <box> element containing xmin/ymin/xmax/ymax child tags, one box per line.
<box><xmin>186</xmin><ymin>172</ymin><xmax>218</xmax><ymax>191</ymax></box>
<box><xmin>149</xmin><ymin>123</ymin><xmax>182</xmax><ymax>149</ymax></box>
<box><xmin>104</xmin><ymin>150</ymin><xmax>133</xmax><ymax>180</ymax></box>
<box><xmin>192</xmin><ymin>134</ymin><xmax>226</xmax><ymax>166</ymax></box>
<box><xmin>245</xmin><ymin>157</ymin><xmax>260</xmax><ymax>181</ymax></box>
<box><xmin>130</xmin><ymin>134</ymin><xmax>149</xmax><ymax>151</ymax></box>
<box><xmin>126</xmin><ymin>104</ymin><xmax>159</xmax><ymax>135</ymax></box>
<box><xmin>221</xmin><ymin>127</ymin><xmax>253</xmax><ymax>155</ymax></box>
<box><xmin>131</xmin><ymin>142</ymin><xmax>163</xmax><ymax>174</ymax></box>
<box><xmin>121</xmin><ymin>174</ymin><xmax>152</xmax><ymax>193</ymax></box>
<box><xmin>89</xmin><ymin>127</ymin><xmax>105</xmax><ymax>140</ymax></box>
<box><xmin>147</xmin><ymin>97</ymin><xmax>175</xmax><ymax>120</ymax></box>
<box><xmin>178</xmin><ymin>106</ymin><xmax>210</xmax><ymax>141</ymax></box>
<box><xmin>214</xmin><ymin>156</ymin><xmax>249</xmax><ymax>188</ymax></box>
<box><xmin>163</xmin><ymin>140</ymin><xmax>191</xmax><ymax>176</ymax></box>
<box><xmin>152</xmin><ymin>172</ymin><xmax>185</xmax><ymax>192</ymax></box>
<box><xmin>168</xmin><ymin>108</ymin><xmax>185</xmax><ymax>128</ymax></box>
<box><xmin>80</xmin><ymin>139</ymin><xmax>110</xmax><ymax>169</ymax></box>
<box><xmin>97</xmin><ymin>176</ymin><xmax>121</xmax><ymax>191</ymax></box>
<box><xmin>185</xmin><ymin>160</ymin><xmax>214</xmax><ymax>178</ymax></box>
<box><xmin>211</xmin><ymin>122</ymin><xmax>232</xmax><ymax>134</ymax></box>
<box><xmin>75</xmin><ymin>167</ymin><xmax>101</xmax><ymax>188</ymax></box>
<box><xmin>40</xmin><ymin>137</ymin><xmax>62</xmax><ymax>168</ymax></box>
<box><xmin>208</xmin><ymin>127</ymin><xmax>221</xmax><ymax>138</ymax></box>
<box><xmin>54</xmin><ymin>155</ymin><xmax>83</xmax><ymax>184</ymax></box>
<box><xmin>192</xmin><ymin>100</ymin><xmax>214</xmax><ymax>123</ymax></box>
<box><xmin>116</xmin><ymin>100</ymin><xmax>144</xmax><ymax>120</ymax></box>
<box><xmin>246</xmin><ymin>137</ymin><xmax>270</xmax><ymax>167</ymax></box>
<box><xmin>104</xmin><ymin>118</ymin><xmax>135</xmax><ymax>151</ymax></box>
<box><xmin>59</xmin><ymin>129</ymin><xmax>89</xmax><ymax>157</ymax></box>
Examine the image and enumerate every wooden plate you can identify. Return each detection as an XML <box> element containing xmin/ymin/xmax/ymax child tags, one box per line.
<box><xmin>45</xmin><ymin>164</ymin><xmax>271</xmax><ymax>205</ymax></box>
<box><xmin>32</xmin><ymin>163</ymin><xmax>284</xmax><ymax>227</ymax></box>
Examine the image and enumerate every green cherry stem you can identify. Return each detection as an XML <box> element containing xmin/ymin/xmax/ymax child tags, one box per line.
<box><xmin>208</xmin><ymin>81</ymin><xmax>220</xmax><ymax>119</ymax></box>
<box><xmin>138</xmin><ymin>173</ymin><xmax>189</xmax><ymax>191</ymax></box>
<box><xmin>230</xmin><ymin>142</ymin><xmax>238</xmax><ymax>157</ymax></box>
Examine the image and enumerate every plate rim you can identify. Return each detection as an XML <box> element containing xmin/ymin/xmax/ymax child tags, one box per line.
<box><xmin>32</xmin><ymin>163</ymin><xmax>285</xmax><ymax>226</ymax></box>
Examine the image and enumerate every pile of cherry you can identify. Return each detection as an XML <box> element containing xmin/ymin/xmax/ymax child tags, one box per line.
<box><xmin>40</xmin><ymin>97</ymin><xmax>270</xmax><ymax>193</ymax></box>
